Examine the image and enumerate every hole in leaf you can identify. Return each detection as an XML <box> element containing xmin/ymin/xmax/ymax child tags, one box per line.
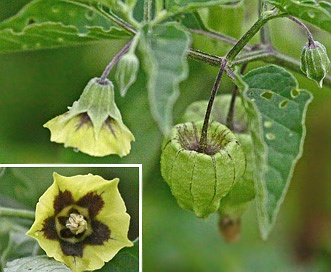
<box><xmin>279</xmin><ymin>100</ymin><xmax>289</xmax><ymax>108</ymax></box>
<box><xmin>52</xmin><ymin>6</ymin><xmax>59</xmax><ymax>13</ymax></box>
<box><xmin>85</xmin><ymin>10</ymin><xmax>94</xmax><ymax>20</ymax></box>
<box><xmin>291</xmin><ymin>89</ymin><xmax>300</xmax><ymax>98</ymax></box>
<box><xmin>266</xmin><ymin>133</ymin><xmax>276</xmax><ymax>140</ymax></box>
<box><xmin>261</xmin><ymin>91</ymin><xmax>273</xmax><ymax>100</ymax></box>
<box><xmin>27</xmin><ymin>18</ymin><xmax>36</xmax><ymax>25</ymax></box>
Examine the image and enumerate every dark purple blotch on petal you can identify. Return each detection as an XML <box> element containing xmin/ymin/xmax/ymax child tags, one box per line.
<box><xmin>76</xmin><ymin>113</ymin><xmax>91</xmax><ymax>131</ymax></box>
<box><xmin>60</xmin><ymin>240</ymin><xmax>84</xmax><ymax>257</ymax></box>
<box><xmin>76</xmin><ymin>192</ymin><xmax>104</xmax><ymax>219</ymax></box>
<box><xmin>85</xmin><ymin>220</ymin><xmax>111</xmax><ymax>245</ymax></box>
<box><xmin>42</xmin><ymin>216</ymin><xmax>58</xmax><ymax>240</ymax></box>
<box><xmin>54</xmin><ymin>190</ymin><xmax>74</xmax><ymax>214</ymax></box>
<box><xmin>42</xmin><ymin>190</ymin><xmax>111</xmax><ymax>257</ymax></box>
<box><xmin>105</xmin><ymin>117</ymin><xmax>117</xmax><ymax>138</ymax></box>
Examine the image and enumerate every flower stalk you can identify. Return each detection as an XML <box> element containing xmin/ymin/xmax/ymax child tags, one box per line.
<box><xmin>198</xmin><ymin>10</ymin><xmax>285</xmax><ymax>152</ymax></box>
<box><xmin>198</xmin><ymin>58</ymin><xmax>227</xmax><ymax>153</ymax></box>
<box><xmin>100</xmin><ymin>39</ymin><xmax>134</xmax><ymax>84</ymax></box>
<box><xmin>288</xmin><ymin>16</ymin><xmax>315</xmax><ymax>46</ymax></box>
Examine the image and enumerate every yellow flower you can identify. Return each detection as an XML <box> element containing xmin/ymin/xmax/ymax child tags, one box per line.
<box><xmin>44</xmin><ymin>78</ymin><xmax>135</xmax><ymax>157</ymax></box>
<box><xmin>27</xmin><ymin>173</ymin><xmax>133</xmax><ymax>272</ymax></box>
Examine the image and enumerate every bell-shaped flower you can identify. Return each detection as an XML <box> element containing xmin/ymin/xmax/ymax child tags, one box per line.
<box><xmin>26</xmin><ymin>172</ymin><xmax>133</xmax><ymax>272</ymax></box>
<box><xmin>44</xmin><ymin>78</ymin><xmax>135</xmax><ymax>157</ymax></box>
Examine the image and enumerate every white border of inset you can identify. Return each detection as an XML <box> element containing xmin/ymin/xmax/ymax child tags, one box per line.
<box><xmin>0</xmin><ymin>164</ymin><xmax>142</xmax><ymax>272</ymax></box>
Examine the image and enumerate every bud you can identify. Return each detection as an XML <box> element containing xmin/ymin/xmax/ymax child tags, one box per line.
<box><xmin>44</xmin><ymin>78</ymin><xmax>134</xmax><ymax>157</ymax></box>
<box><xmin>160</xmin><ymin>121</ymin><xmax>246</xmax><ymax>218</ymax></box>
<box><xmin>300</xmin><ymin>40</ymin><xmax>331</xmax><ymax>88</ymax></box>
<box><xmin>115</xmin><ymin>52</ymin><xmax>139</xmax><ymax>97</ymax></box>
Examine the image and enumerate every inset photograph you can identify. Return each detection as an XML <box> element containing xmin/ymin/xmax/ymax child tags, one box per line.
<box><xmin>0</xmin><ymin>165</ymin><xmax>141</xmax><ymax>272</ymax></box>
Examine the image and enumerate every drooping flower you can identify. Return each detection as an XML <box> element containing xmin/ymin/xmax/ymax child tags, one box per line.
<box><xmin>44</xmin><ymin>78</ymin><xmax>135</xmax><ymax>157</ymax></box>
<box><xmin>26</xmin><ymin>173</ymin><xmax>133</xmax><ymax>272</ymax></box>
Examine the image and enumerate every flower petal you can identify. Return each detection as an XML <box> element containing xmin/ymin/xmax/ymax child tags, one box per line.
<box><xmin>44</xmin><ymin>113</ymin><xmax>134</xmax><ymax>157</ymax></box>
<box><xmin>27</xmin><ymin>173</ymin><xmax>133</xmax><ymax>272</ymax></box>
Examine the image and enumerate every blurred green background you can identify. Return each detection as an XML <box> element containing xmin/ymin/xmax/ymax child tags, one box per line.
<box><xmin>1</xmin><ymin>0</ymin><xmax>331</xmax><ymax>271</ymax></box>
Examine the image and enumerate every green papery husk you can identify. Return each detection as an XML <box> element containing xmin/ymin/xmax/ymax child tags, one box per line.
<box><xmin>161</xmin><ymin>121</ymin><xmax>246</xmax><ymax>218</ymax></box>
<box><xmin>181</xmin><ymin>94</ymin><xmax>256</xmax><ymax>220</ymax></box>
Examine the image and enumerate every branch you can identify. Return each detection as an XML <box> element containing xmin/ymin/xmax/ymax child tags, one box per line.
<box><xmin>188</xmin><ymin>45</ymin><xmax>331</xmax><ymax>88</ymax></box>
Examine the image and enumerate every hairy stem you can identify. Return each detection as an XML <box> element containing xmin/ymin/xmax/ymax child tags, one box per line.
<box><xmin>188</xmin><ymin>48</ymin><xmax>222</xmax><ymax>66</ymax></box>
<box><xmin>226</xmin><ymin>12</ymin><xmax>285</xmax><ymax>62</ymax></box>
<box><xmin>198</xmin><ymin>58</ymin><xmax>227</xmax><ymax>153</ymax></box>
<box><xmin>188</xmin><ymin>45</ymin><xmax>331</xmax><ymax>87</ymax></box>
<box><xmin>144</xmin><ymin>0</ymin><xmax>153</xmax><ymax>22</ymax></box>
<box><xmin>0</xmin><ymin>207</ymin><xmax>35</xmax><ymax>220</ymax></box>
<box><xmin>99</xmin><ymin>39</ymin><xmax>133</xmax><ymax>84</ymax></box>
<box><xmin>288</xmin><ymin>16</ymin><xmax>315</xmax><ymax>46</ymax></box>
<box><xmin>190</xmin><ymin>28</ymin><xmax>251</xmax><ymax>51</ymax></box>
<box><xmin>226</xmin><ymin>63</ymin><xmax>248</xmax><ymax>130</ymax></box>
<box><xmin>259</xmin><ymin>0</ymin><xmax>272</xmax><ymax>46</ymax></box>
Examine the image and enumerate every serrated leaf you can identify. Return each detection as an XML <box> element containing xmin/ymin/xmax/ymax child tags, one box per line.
<box><xmin>265</xmin><ymin>0</ymin><xmax>331</xmax><ymax>33</ymax></box>
<box><xmin>165</xmin><ymin>0</ymin><xmax>241</xmax><ymax>14</ymax></box>
<box><xmin>235</xmin><ymin>65</ymin><xmax>313</xmax><ymax>239</ymax></box>
<box><xmin>0</xmin><ymin>0</ymin><xmax>131</xmax><ymax>53</ymax></box>
<box><xmin>139</xmin><ymin>22</ymin><xmax>191</xmax><ymax>135</ymax></box>
<box><xmin>4</xmin><ymin>256</ymin><xmax>71</xmax><ymax>272</ymax></box>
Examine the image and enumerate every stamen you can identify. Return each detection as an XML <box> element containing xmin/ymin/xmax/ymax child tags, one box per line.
<box><xmin>66</xmin><ymin>213</ymin><xmax>88</xmax><ymax>235</ymax></box>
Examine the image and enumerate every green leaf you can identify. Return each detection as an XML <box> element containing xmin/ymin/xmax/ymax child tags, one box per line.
<box><xmin>165</xmin><ymin>0</ymin><xmax>241</xmax><ymax>14</ymax></box>
<box><xmin>103</xmin><ymin>239</ymin><xmax>139</xmax><ymax>272</ymax></box>
<box><xmin>198</xmin><ymin>1</ymin><xmax>245</xmax><ymax>38</ymax></box>
<box><xmin>265</xmin><ymin>0</ymin><xmax>331</xmax><ymax>33</ymax></box>
<box><xmin>4</xmin><ymin>256</ymin><xmax>71</xmax><ymax>272</ymax></box>
<box><xmin>139</xmin><ymin>22</ymin><xmax>191</xmax><ymax>135</ymax></box>
<box><xmin>0</xmin><ymin>0</ymin><xmax>131</xmax><ymax>53</ymax></box>
<box><xmin>235</xmin><ymin>65</ymin><xmax>313</xmax><ymax>239</ymax></box>
<box><xmin>1</xmin><ymin>225</ymin><xmax>39</xmax><ymax>269</ymax></box>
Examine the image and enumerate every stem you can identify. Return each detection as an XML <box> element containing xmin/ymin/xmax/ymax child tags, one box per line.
<box><xmin>226</xmin><ymin>63</ymin><xmax>248</xmax><ymax>130</ymax></box>
<box><xmin>99</xmin><ymin>39</ymin><xmax>133</xmax><ymax>84</ymax></box>
<box><xmin>232</xmin><ymin>49</ymin><xmax>274</xmax><ymax>65</ymax></box>
<box><xmin>0</xmin><ymin>207</ymin><xmax>35</xmax><ymax>220</ymax></box>
<box><xmin>189</xmin><ymin>20</ymin><xmax>331</xmax><ymax>87</ymax></box>
<box><xmin>259</xmin><ymin>0</ymin><xmax>272</xmax><ymax>46</ymax></box>
<box><xmin>190</xmin><ymin>29</ymin><xmax>251</xmax><ymax>52</ymax></box>
<box><xmin>288</xmin><ymin>16</ymin><xmax>315</xmax><ymax>46</ymax></box>
<box><xmin>144</xmin><ymin>0</ymin><xmax>153</xmax><ymax>22</ymax></box>
<box><xmin>198</xmin><ymin>58</ymin><xmax>227</xmax><ymax>153</ymax></box>
<box><xmin>226</xmin><ymin>12</ymin><xmax>285</xmax><ymax>62</ymax></box>
<box><xmin>188</xmin><ymin>48</ymin><xmax>222</xmax><ymax>66</ymax></box>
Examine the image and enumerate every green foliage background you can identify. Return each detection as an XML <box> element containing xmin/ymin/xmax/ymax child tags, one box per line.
<box><xmin>1</xmin><ymin>0</ymin><xmax>331</xmax><ymax>271</ymax></box>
